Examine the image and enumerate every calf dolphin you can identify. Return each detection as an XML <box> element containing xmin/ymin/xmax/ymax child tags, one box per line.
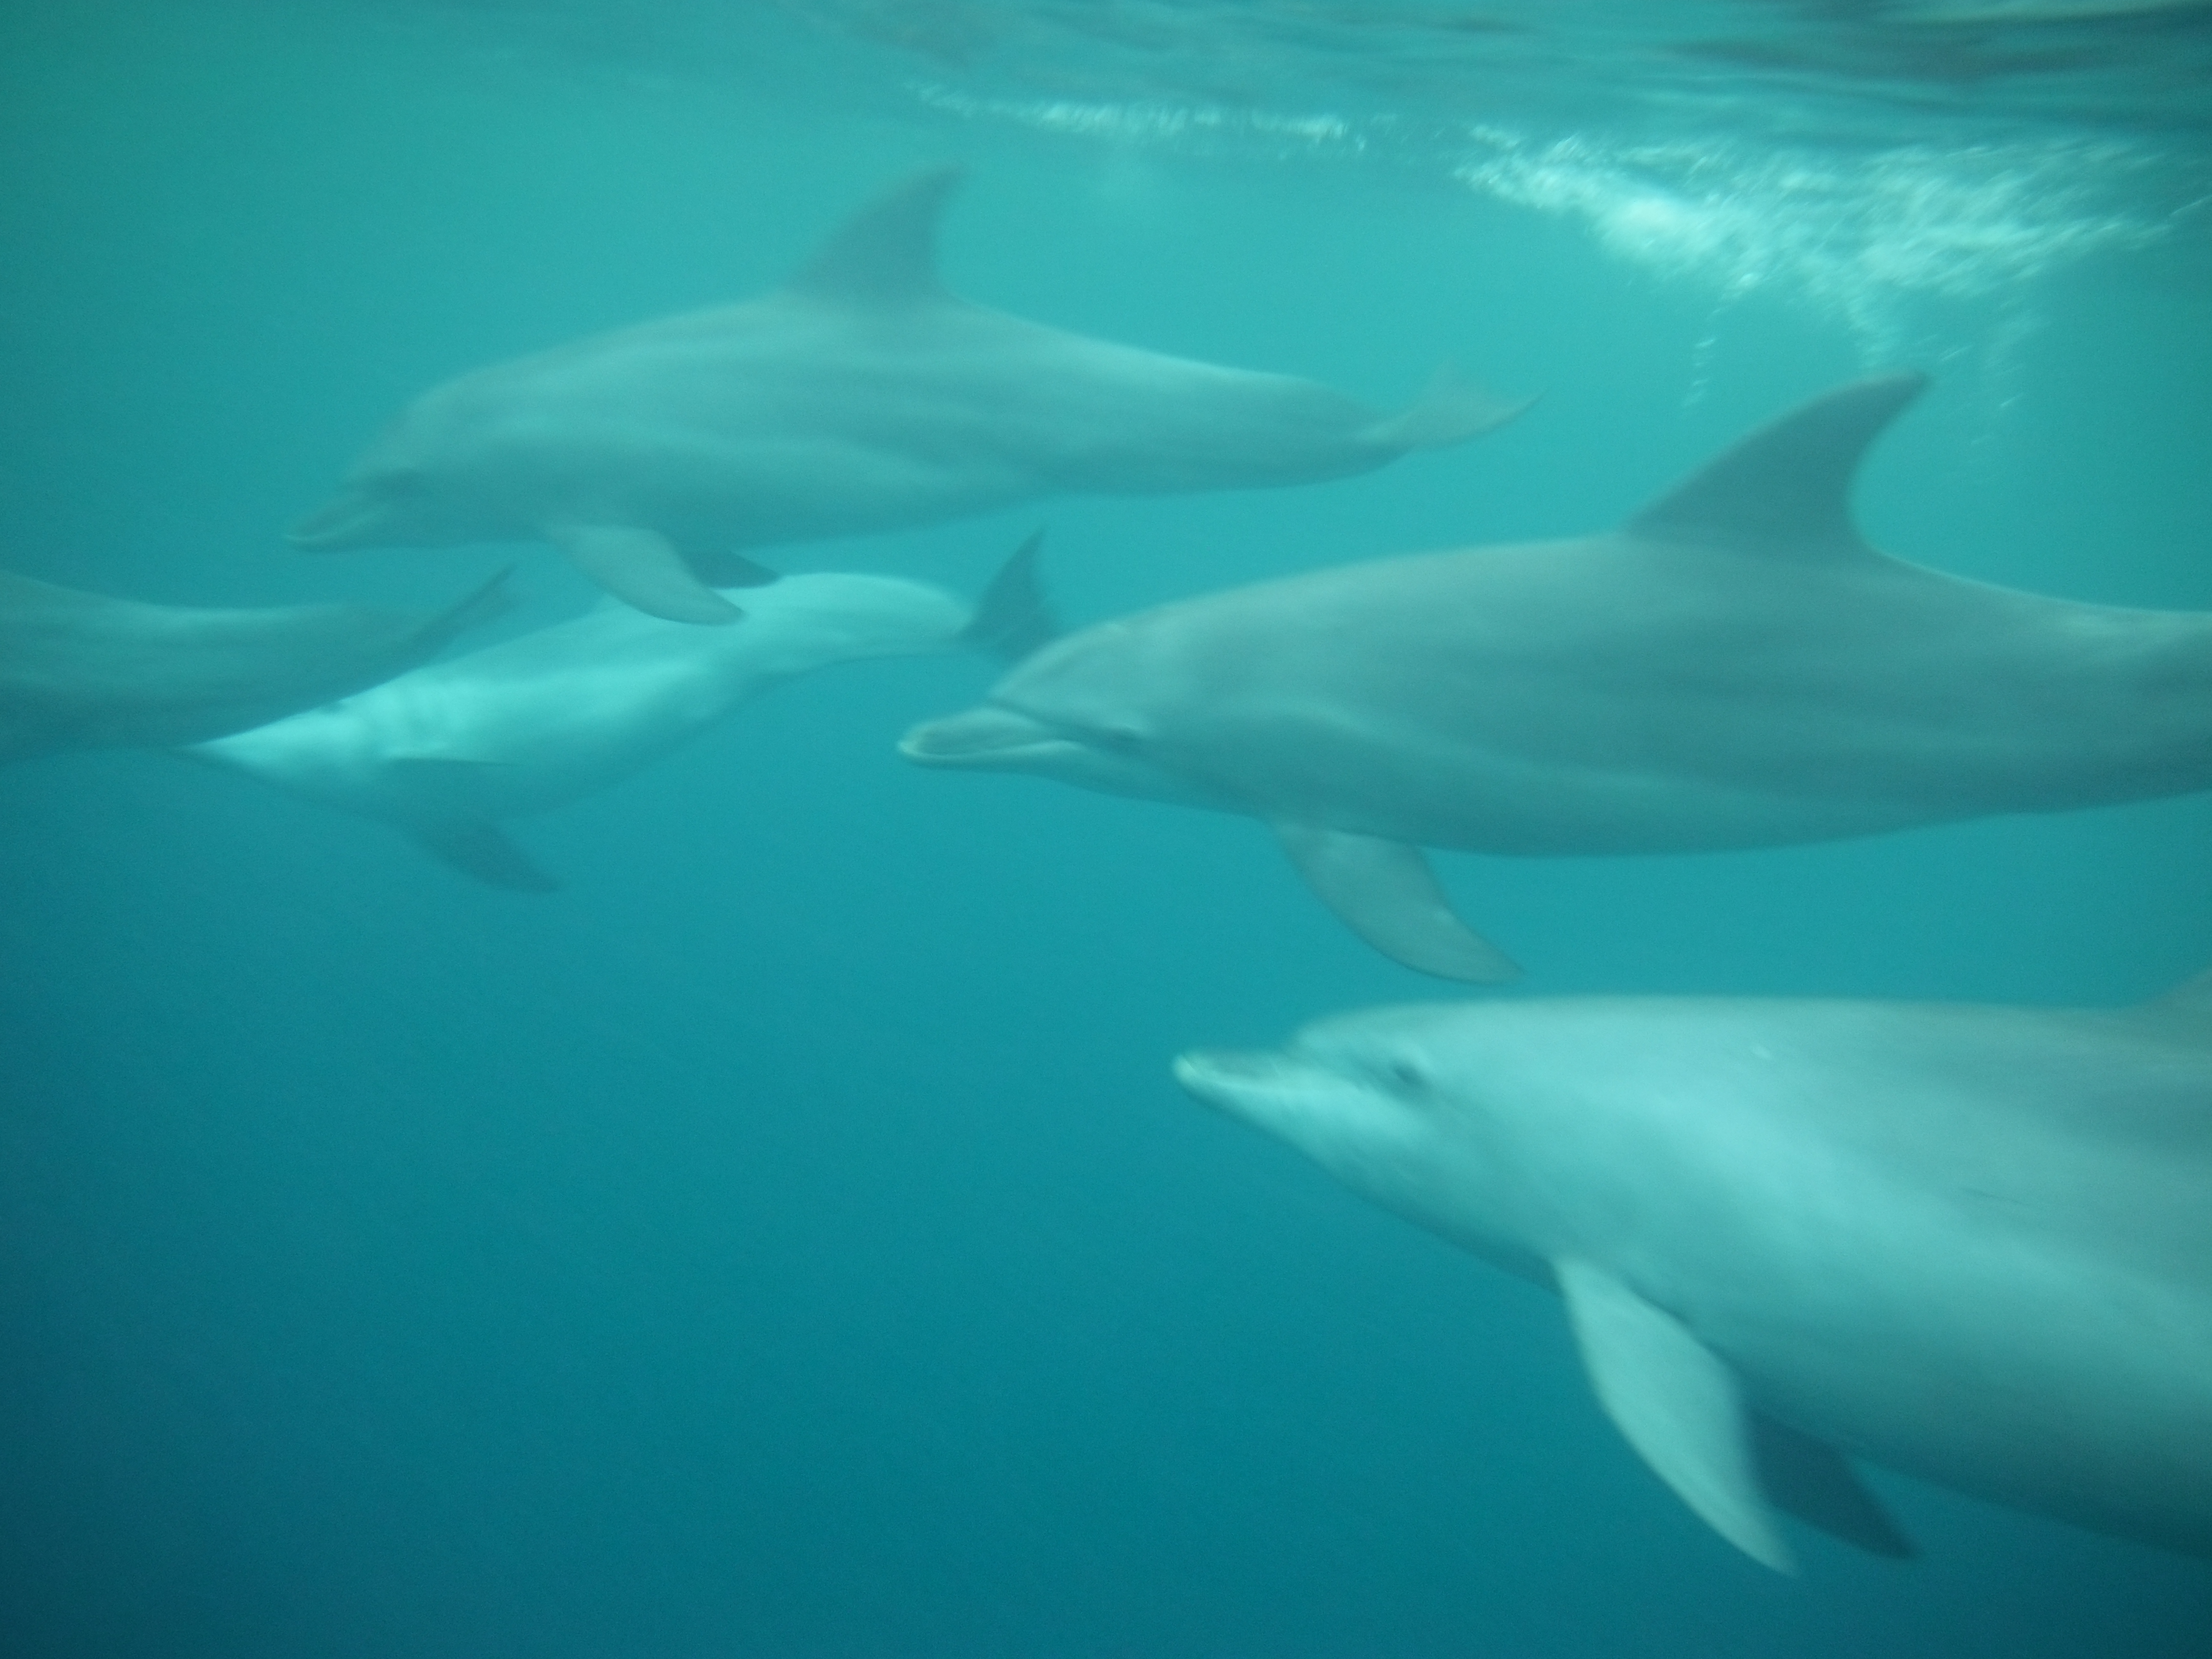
<box><xmin>187</xmin><ymin>538</ymin><xmax>1051</xmax><ymax>889</ymax></box>
<box><xmin>289</xmin><ymin>166</ymin><xmax>1523</xmax><ymax>625</ymax></box>
<box><xmin>1176</xmin><ymin>974</ymin><xmax>2212</xmax><ymax>1569</ymax></box>
<box><xmin>902</xmin><ymin>374</ymin><xmax>2212</xmax><ymax>980</ymax></box>
<box><xmin>0</xmin><ymin>567</ymin><xmax>509</xmax><ymax>765</ymax></box>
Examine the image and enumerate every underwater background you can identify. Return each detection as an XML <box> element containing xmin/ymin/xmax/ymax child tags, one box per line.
<box><xmin>3</xmin><ymin>2</ymin><xmax>2210</xmax><ymax>1653</ymax></box>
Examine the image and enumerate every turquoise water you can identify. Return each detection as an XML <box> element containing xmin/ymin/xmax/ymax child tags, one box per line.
<box><xmin>2</xmin><ymin>2</ymin><xmax>2209</xmax><ymax>1652</ymax></box>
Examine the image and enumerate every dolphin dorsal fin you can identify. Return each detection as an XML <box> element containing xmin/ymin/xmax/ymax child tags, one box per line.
<box><xmin>1624</xmin><ymin>373</ymin><xmax>1929</xmax><ymax>561</ymax></box>
<box><xmin>789</xmin><ymin>165</ymin><xmax>964</xmax><ymax>307</ymax></box>
<box><xmin>960</xmin><ymin>529</ymin><xmax>1060</xmax><ymax>663</ymax></box>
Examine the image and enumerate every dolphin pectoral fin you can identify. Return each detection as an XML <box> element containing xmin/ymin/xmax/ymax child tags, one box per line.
<box><xmin>1273</xmin><ymin>824</ymin><xmax>1520</xmax><ymax>982</ymax></box>
<box><xmin>789</xmin><ymin>164</ymin><xmax>962</xmax><ymax>307</ymax></box>
<box><xmin>690</xmin><ymin>551</ymin><xmax>780</xmax><ymax>589</ymax></box>
<box><xmin>1555</xmin><ymin>1258</ymin><xmax>1796</xmax><ymax>1573</ymax></box>
<box><xmin>960</xmin><ymin>530</ymin><xmax>1059</xmax><ymax>662</ymax></box>
<box><xmin>1624</xmin><ymin>373</ymin><xmax>1928</xmax><ymax>561</ymax></box>
<box><xmin>547</xmin><ymin>524</ymin><xmax>743</xmax><ymax>625</ymax></box>
<box><xmin>382</xmin><ymin>757</ymin><xmax>513</xmax><ymax>813</ymax></box>
<box><xmin>1367</xmin><ymin>361</ymin><xmax>1536</xmax><ymax>453</ymax></box>
<box><xmin>406</xmin><ymin>818</ymin><xmax>560</xmax><ymax>893</ymax></box>
<box><xmin>682</xmin><ymin>548</ymin><xmax>782</xmax><ymax>589</ymax></box>
<box><xmin>1751</xmin><ymin>1413</ymin><xmax>1916</xmax><ymax>1560</ymax></box>
<box><xmin>417</xmin><ymin>566</ymin><xmax>519</xmax><ymax>647</ymax></box>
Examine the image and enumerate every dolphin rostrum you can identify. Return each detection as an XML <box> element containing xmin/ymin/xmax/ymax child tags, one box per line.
<box><xmin>0</xmin><ymin>566</ymin><xmax>510</xmax><ymax>765</ymax></box>
<box><xmin>1176</xmin><ymin>973</ymin><xmax>2212</xmax><ymax>1569</ymax></box>
<box><xmin>288</xmin><ymin>166</ymin><xmax>1523</xmax><ymax>626</ymax></box>
<box><xmin>188</xmin><ymin>537</ymin><xmax>1052</xmax><ymax>890</ymax></box>
<box><xmin>901</xmin><ymin>374</ymin><xmax>2212</xmax><ymax>980</ymax></box>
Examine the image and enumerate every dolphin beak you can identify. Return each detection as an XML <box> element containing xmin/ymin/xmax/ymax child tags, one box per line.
<box><xmin>287</xmin><ymin>489</ymin><xmax>386</xmax><ymax>552</ymax></box>
<box><xmin>898</xmin><ymin>704</ymin><xmax>1078</xmax><ymax>771</ymax></box>
<box><xmin>1173</xmin><ymin>1048</ymin><xmax>1312</xmax><ymax>1118</ymax></box>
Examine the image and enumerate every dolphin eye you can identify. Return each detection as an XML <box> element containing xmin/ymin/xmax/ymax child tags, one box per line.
<box><xmin>1378</xmin><ymin>1059</ymin><xmax>1431</xmax><ymax>1094</ymax></box>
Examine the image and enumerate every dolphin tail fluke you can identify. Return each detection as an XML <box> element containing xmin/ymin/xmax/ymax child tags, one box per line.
<box><xmin>1273</xmin><ymin>823</ymin><xmax>1520</xmax><ymax>982</ymax></box>
<box><xmin>1367</xmin><ymin>363</ymin><xmax>1535</xmax><ymax>454</ymax></box>
<box><xmin>408</xmin><ymin>818</ymin><xmax>560</xmax><ymax>893</ymax></box>
<box><xmin>549</xmin><ymin>524</ymin><xmax>745</xmax><ymax>626</ymax></box>
<box><xmin>1556</xmin><ymin>1258</ymin><xmax>1798</xmax><ymax>1574</ymax></box>
<box><xmin>960</xmin><ymin>530</ymin><xmax>1059</xmax><ymax>663</ymax></box>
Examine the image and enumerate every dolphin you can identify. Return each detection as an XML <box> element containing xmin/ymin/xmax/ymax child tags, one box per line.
<box><xmin>0</xmin><ymin>566</ymin><xmax>510</xmax><ymax>765</ymax></box>
<box><xmin>186</xmin><ymin>537</ymin><xmax>1053</xmax><ymax>890</ymax></box>
<box><xmin>1175</xmin><ymin>973</ymin><xmax>2212</xmax><ymax>1570</ymax></box>
<box><xmin>288</xmin><ymin>166</ymin><xmax>1523</xmax><ymax>626</ymax></box>
<box><xmin>901</xmin><ymin>373</ymin><xmax>2212</xmax><ymax>981</ymax></box>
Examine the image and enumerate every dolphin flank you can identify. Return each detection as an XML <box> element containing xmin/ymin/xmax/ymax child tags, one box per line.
<box><xmin>0</xmin><ymin>566</ymin><xmax>511</xmax><ymax>765</ymax></box>
<box><xmin>1176</xmin><ymin>972</ymin><xmax>2212</xmax><ymax>1569</ymax></box>
<box><xmin>902</xmin><ymin>373</ymin><xmax>2212</xmax><ymax>979</ymax></box>
<box><xmin>290</xmin><ymin>166</ymin><xmax>1526</xmax><ymax>625</ymax></box>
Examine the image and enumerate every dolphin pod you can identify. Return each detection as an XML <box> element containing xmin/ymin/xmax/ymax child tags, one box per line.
<box><xmin>10</xmin><ymin>162</ymin><xmax>2208</xmax><ymax>1583</ymax></box>
<box><xmin>188</xmin><ymin>536</ymin><xmax>1053</xmax><ymax>890</ymax></box>
<box><xmin>1175</xmin><ymin>973</ymin><xmax>2212</xmax><ymax>1569</ymax></box>
<box><xmin>0</xmin><ymin>566</ymin><xmax>511</xmax><ymax>764</ymax></box>
<box><xmin>287</xmin><ymin>166</ymin><xmax>1526</xmax><ymax>625</ymax></box>
<box><xmin>901</xmin><ymin>373</ymin><xmax>2212</xmax><ymax>981</ymax></box>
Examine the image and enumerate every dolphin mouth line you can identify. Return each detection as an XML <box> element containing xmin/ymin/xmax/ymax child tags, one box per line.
<box><xmin>897</xmin><ymin>705</ymin><xmax>1076</xmax><ymax>770</ymax></box>
<box><xmin>287</xmin><ymin>490</ymin><xmax>392</xmax><ymax>552</ymax></box>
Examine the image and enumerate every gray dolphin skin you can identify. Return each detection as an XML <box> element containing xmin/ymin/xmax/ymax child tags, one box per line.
<box><xmin>188</xmin><ymin>538</ymin><xmax>1051</xmax><ymax>890</ymax></box>
<box><xmin>1175</xmin><ymin>973</ymin><xmax>2212</xmax><ymax>1570</ymax></box>
<box><xmin>0</xmin><ymin>566</ymin><xmax>511</xmax><ymax>765</ymax></box>
<box><xmin>902</xmin><ymin>374</ymin><xmax>2212</xmax><ymax>981</ymax></box>
<box><xmin>289</xmin><ymin>166</ymin><xmax>1524</xmax><ymax>626</ymax></box>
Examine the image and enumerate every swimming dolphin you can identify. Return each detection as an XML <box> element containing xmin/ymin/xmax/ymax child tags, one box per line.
<box><xmin>1176</xmin><ymin>973</ymin><xmax>2212</xmax><ymax>1569</ymax></box>
<box><xmin>288</xmin><ymin>166</ymin><xmax>1523</xmax><ymax>625</ymax></box>
<box><xmin>902</xmin><ymin>373</ymin><xmax>2212</xmax><ymax>980</ymax></box>
<box><xmin>187</xmin><ymin>537</ymin><xmax>1052</xmax><ymax>889</ymax></box>
<box><xmin>0</xmin><ymin>567</ymin><xmax>510</xmax><ymax>765</ymax></box>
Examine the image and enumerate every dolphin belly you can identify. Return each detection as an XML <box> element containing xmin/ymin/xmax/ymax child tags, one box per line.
<box><xmin>1192</xmin><ymin>725</ymin><xmax>1944</xmax><ymax>857</ymax></box>
<box><xmin>1519</xmin><ymin>1002</ymin><xmax>2212</xmax><ymax>1561</ymax></box>
<box><xmin>1706</xmin><ymin>1221</ymin><xmax>2212</xmax><ymax>1558</ymax></box>
<box><xmin>204</xmin><ymin>632</ymin><xmax>743</xmax><ymax>824</ymax></box>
